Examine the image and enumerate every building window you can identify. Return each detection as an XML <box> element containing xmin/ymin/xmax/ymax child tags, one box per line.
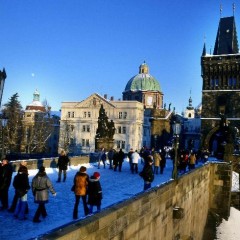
<box><xmin>116</xmin><ymin>140</ymin><xmax>126</xmax><ymax>149</ymax></box>
<box><xmin>84</xmin><ymin>111</ymin><xmax>91</xmax><ymax>118</ymax></box>
<box><xmin>67</xmin><ymin>111</ymin><xmax>75</xmax><ymax>118</ymax></box>
<box><xmin>86</xmin><ymin>139</ymin><xmax>89</xmax><ymax>147</ymax></box>
<box><xmin>117</xmin><ymin>126</ymin><xmax>126</xmax><ymax>134</ymax></box>
<box><xmin>118</xmin><ymin>126</ymin><xmax>121</xmax><ymax>133</ymax></box>
<box><xmin>82</xmin><ymin>125</ymin><xmax>90</xmax><ymax>132</ymax></box>
<box><xmin>87</xmin><ymin>125</ymin><xmax>90</xmax><ymax>132</ymax></box>
<box><xmin>82</xmin><ymin>139</ymin><xmax>85</xmax><ymax>146</ymax></box>
<box><xmin>118</xmin><ymin>112</ymin><xmax>127</xmax><ymax>119</ymax></box>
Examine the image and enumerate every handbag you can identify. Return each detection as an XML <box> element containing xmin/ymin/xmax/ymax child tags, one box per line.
<box><xmin>17</xmin><ymin>189</ymin><xmax>26</xmax><ymax>197</ymax></box>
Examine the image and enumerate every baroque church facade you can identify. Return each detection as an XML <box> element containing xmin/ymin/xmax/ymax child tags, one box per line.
<box><xmin>201</xmin><ymin>14</ymin><xmax>240</xmax><ymax>156</ymax></box>
<box><xmin>59</xmin><ymin>62</ymin><xmax>171</xmax><ymax>154</ymax></box>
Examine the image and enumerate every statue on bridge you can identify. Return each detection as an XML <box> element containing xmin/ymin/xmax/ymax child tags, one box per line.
<box><xmin>95</xmin><ymin>104</ymin><xmax>115</xmax><ymax>151</ymax></box>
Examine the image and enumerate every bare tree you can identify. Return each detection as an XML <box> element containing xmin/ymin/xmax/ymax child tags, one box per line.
<box><xmin>24</xmin><ymin>113</ymin><xmax>54</xmax><ymax>153</ymax></box>
<box><xmin>59</xmin><ymin>119</ymin><xmax>74</xmax><ymax>153</ymax></box>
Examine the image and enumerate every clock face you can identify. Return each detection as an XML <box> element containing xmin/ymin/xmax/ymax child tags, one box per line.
<box><xmin>147</xmin><ymin>96</ymin><xmax>153</xmax><ymax>105</ymax></box>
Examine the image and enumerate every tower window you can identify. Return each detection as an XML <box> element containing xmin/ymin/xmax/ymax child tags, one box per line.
<box><xmin>210</xmin><ymin>79</ymin><xmax>219</xmax><ymax>87</ymax></box>
<box><xmin>228</xmin><ymin>78</ymin><xmax>237</xmax><ymax>87</ymax></box>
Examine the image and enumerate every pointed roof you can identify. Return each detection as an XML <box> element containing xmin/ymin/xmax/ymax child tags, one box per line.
<box><xmin>202</xmin><ymin>43</ymin><xmax>206</xmax><ymax>56</ymax></box>
<box><xmin>213</xmin><ymin>16</ymin><xmax>239</xmax><ymax>55</ymax></box>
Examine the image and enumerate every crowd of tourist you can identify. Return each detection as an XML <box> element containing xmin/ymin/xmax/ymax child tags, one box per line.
<box><xmin>0</xmin><ymin>146</ymin><xmax>204</xmax><ymax>223</ymax></box>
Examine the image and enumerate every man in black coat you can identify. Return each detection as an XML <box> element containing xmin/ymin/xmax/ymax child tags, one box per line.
<box><xmin>139</xmin><ymin>156</ymin><xmax>154</xmax><ymax>190</ymax></box>
<box><xmin>57</xmin><ymin>150</ymin><xmax>70</xmax><ymax>182</ymax></box>
<box><xmin>0</xmin><ymin>158</ymin><xmax>13</xmax><ymax>210</ymax></box>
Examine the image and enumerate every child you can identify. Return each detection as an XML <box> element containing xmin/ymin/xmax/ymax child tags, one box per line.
<box><xmin>87</xmin><ymin>172</ymin><xmax>102</xmax><ymax>214</ymax></box>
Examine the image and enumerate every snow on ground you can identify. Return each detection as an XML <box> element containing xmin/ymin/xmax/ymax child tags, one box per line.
<box><xmin>216</xmin><ymin>207</ymin><xmax>240</xmax><ymax>240</ymax></box>
<box><xmin>1</xmin><ymin>159</ymin><xmax>173</xmax><ymax>240</ymax></box>
<box><xmin>0</xmin><ymin>158</ymin><xmax>239</xmax><ymax>240</ymax></box>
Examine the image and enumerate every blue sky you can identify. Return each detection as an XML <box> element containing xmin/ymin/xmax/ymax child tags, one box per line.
<box><xmin>0</xmin><ymin>0</ymin><xmax>238</xmax><ymax>112</ymax></box>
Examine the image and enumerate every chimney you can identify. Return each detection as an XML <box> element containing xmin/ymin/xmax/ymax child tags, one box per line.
<box><xmin>110</xmin><ymin>96</ymin><xmax>114</xmax><ymax>101</ymax></box>
<box><xmin>104</xmin><ymin>94</ymin><xmax>107</xmax><ymax>99</ymax></box>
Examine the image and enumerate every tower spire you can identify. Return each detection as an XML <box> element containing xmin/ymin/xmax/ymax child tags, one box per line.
<box><xmin>233</xmin><ymin>3</ymin><xmax>235</xmax><ymax>16</ymax></box>
<box><xmin>202</xmin><ymin>34</ymin><xmax>207</xmax><ymax>56</ymax></box>
<box><xmin>220</xmin><ymin>4</ymin><xmax>222</xmax><ymax>18</ymax></box>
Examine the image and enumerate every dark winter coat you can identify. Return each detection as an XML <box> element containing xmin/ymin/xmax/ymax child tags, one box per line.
<box><xmin>13</xmin><ymin>168</ymin><xmax>30</xmax><ymax>197</ymax></box>
<box><xmin>139</xmin><ymin>164</ymin><xmax>154</xmax><ymax>183</ymax></box>
<box><xmin>0</xmin><ymin>163</ymin><xmax>13</xmax><ymax>190</ymax></box>
<box><xmin>117</xmin><ymin>149</ymin><xmax>125</xmax><ymax>162</ymax></box>
<box><xmin>107</xmin><ymin>150</ymin><xmax>114</xmax><ymax>160</ymax></box>
<box><xmin>32</xmin><ymin>172</ymin><xmax>55</xmax><ymax>203</ymax></box>
<box><xmin>57</xmin><ymin>155</ymin><xmax>70</xmax><ymax>170</ymax></box>
<box><xmin>87</xmin><ymin>176</ymin><xmax>102</xmax><ymax>206</ymax></box>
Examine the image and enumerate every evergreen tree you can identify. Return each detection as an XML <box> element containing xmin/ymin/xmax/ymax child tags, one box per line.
<box><xmin>2</xmin><ymin>93</ymin><xmax>23</xmax><ymax>153</ymax></box>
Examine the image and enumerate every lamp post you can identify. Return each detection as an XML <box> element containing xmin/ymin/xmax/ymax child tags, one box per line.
<box><xmin>1</xmin><ymin>117</ymin><xmax>8</xmax><ymax>159</ymax></box>
<box><xmin>172</xmin><ymin>121</ymin><xmax>181</xmax><ymax>180</ymax></box>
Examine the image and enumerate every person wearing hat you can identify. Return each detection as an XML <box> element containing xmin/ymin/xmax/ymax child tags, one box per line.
<box><xmin>0</xmin><ymin>158</ymin><xmax>13</xmax><ymax>210</ymax></box>
<box><xmin>31</xmin><ymin>166</ymin><xmax>56</xmax><ymax>223</ymax></box>
<box><xmin>139</xmin><ymin>155</ymin><xmax>154</xmax><ymax>190</ymax></box>
<box><xmin>87</xmin><ymin>172</ymin><xmax>102</xmax><ymax>214</ymax></box>
<box><xmin>72</xmin><ymin>166</ymin><xmax>89</xmax><ymax>219</ymax></box>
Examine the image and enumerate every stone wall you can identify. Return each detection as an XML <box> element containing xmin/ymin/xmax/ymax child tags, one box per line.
<box><xmin>13</xmin><ymin>162</ymin><xmax>229</xmax><ymax>240</ymax></box>
<box><xmin>37</xmin><ymin>162</ymin><xmax>232</xmax><ymax>240</ymax></box>
<box><xmin>10</xmin><ymin>155</ymin><xmax>91</xmax><ymax>172</ymax></box>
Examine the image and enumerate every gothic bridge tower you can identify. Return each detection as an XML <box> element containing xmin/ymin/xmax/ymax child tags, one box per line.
<box><xmin>201</xmin><ymin>14</ymin><xmax>240</xmax><ymax>158</ymax></box>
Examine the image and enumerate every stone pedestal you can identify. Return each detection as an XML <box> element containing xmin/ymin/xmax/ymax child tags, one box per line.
<box><xmin>95</xmin><ymin>138</ymin><xmax>114</xmax><ymax>151</ymax></box>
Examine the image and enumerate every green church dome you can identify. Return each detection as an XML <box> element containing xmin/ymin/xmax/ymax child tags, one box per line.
<box><xmin>124</xmin><ymin>62</ymin><xmax>161</xmax><ymax>92</ymax></box>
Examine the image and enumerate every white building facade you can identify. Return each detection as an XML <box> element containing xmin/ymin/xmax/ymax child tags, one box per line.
<box><xmin>59</xmin><ymin>93</ymin><xmax>148</xmax><ymax>154</ymax></box>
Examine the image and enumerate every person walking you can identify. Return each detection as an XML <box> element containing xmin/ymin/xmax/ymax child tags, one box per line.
<box><xmin>87</xmin><ymin>172</ymin><xmax>102</xmax><ymax>214</ymax></box>
<box><xmin>160</xmin><ymin>149</ymin><xmax>166</xmax><ymax>174</ymax></box>
<box><xmin>189</xmin><ymin>152</ymin><xmax>196</xmax><ymax>170</ymax></box>
<box><xmin>116</xmin><ymin>148</ymin><xmax>125</xmax><ymax>172</ymax></box>
<box><xmin>153</xmin><ymin>150</ymin><xmax>161</xmax><ymax>174</ymax></box>
<box><xmin>9</xmin><ymin>161</ymin><xmax>29</xmax><ymax>213</ymax></box>
<box><xmin>139</xmin><ymin>156</ymin><xmax>154</xmax><ymax>190</ymax></box>
<box><xmin>0</xmin><ymin>158</ymin><xmax>13</xmax><ymax>210</ymax></box>
<box><xmin>13</xmin><ymin>164</ymin><xmax>30</xmax><ymax>220</ymax></box>
<box><xmin>131</xmin><ymin>150</ymin><xmax>140</xmax><ymax>174</ymax></box>
<box><xmin>32</xmin><ymin>166</ymin><xmax>56</xmax><ymax>223</ymax></box>
<box><xmin>127</xmin><ymin>148</ymin><xmax>134</xmax><ymax>171</ymax></box>
<box><xmin>98</xmin><ymin>148</ymin><xmax>106</xmax><ymax>169</ymax></box>
<box><xmin>107</xmin><ymin>149</ymin><xmax>114</xmax><ymax>169</ymax></box>
<box><xmin>57</xmin><ymin>150</ymin><xmax>70</xmax><ymax>182</ymax></box>
<box><xmin>73</xmin><ymin>166</ymin><xmax>89</xmax><ymax>219</ymax></box>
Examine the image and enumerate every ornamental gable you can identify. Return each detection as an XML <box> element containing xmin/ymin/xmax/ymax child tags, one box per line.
<box><xmin>75</xmin><ymin>93</ymin><xmax>115</xmax><ymax>110</ymax></box>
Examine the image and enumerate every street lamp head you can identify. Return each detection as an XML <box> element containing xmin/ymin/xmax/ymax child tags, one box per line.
<box><xmin>172</xmin><ymin>121</ymin><xmax>181</xmax><ymax>135</ymax></box>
